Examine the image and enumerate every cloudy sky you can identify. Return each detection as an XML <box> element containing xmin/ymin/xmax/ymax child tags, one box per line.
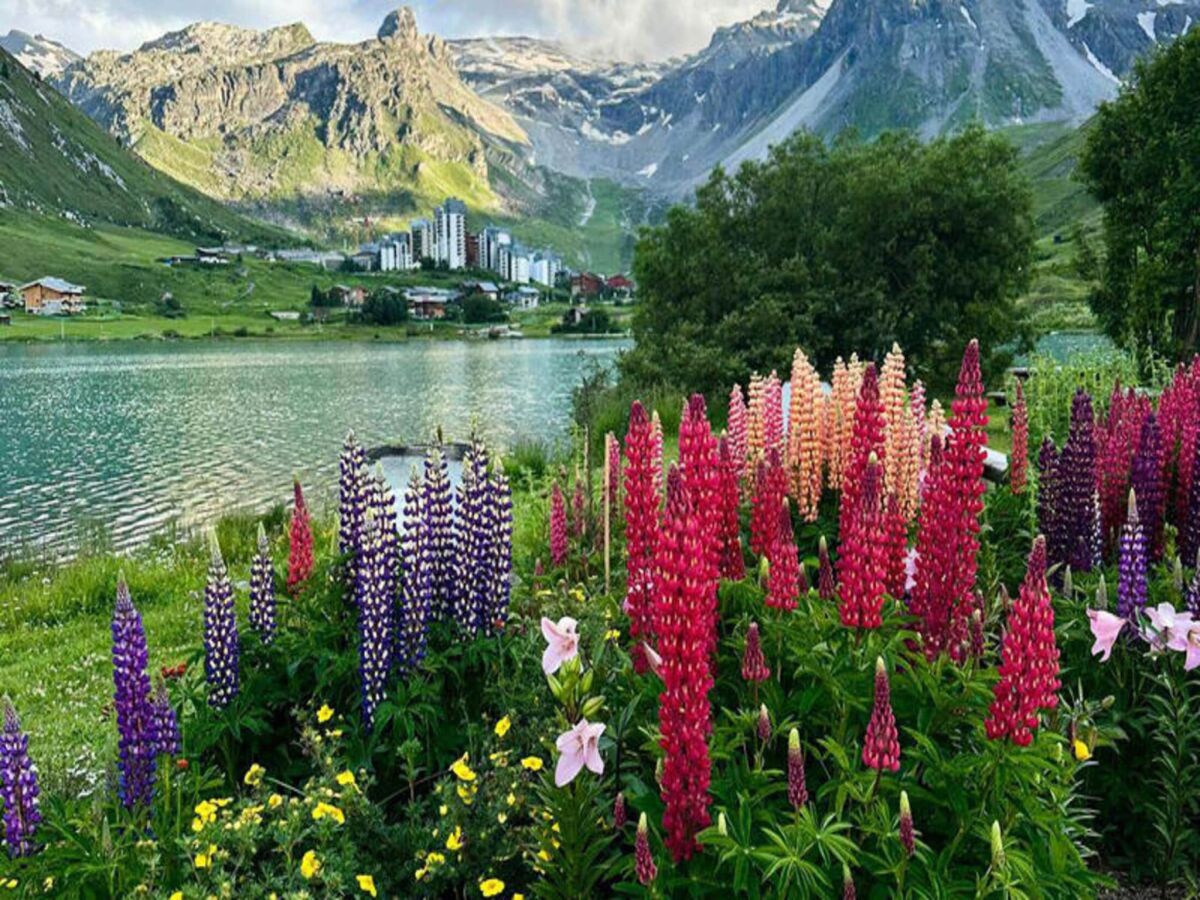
<box><xmin>0</xmin><ymin>0</ymin><xmax>776</xmax><ymax>61</ymax></box>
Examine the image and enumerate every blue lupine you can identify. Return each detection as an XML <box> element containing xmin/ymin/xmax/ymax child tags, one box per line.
<box><xmin>1117</xmin><ymin>490</ymin><xmax>1148</xmax><ymax>620</ymax></box>
<box><xmin>399</xmin><ymin>468</ymin><xmax>433</xmax><ymax>672</ymax></box>
<box><xmin>204</xmin><ymin>532</ymin><xmax>240</xmax><ymax>709</ymax></box>
<box><xmin>423</xmin><ymin>442</ymin><xmax>457</xmax><ymax>619</ymax></box>
<box><xmin>339</xmin><ymin>429</ymin><xmax>369</xmax><ymax>583</ymax></box>
<box><xmin>0</xmin><ymin>699</ymin><xmax>41</xmax><ymax>857</ymax></box>
<box><xmin>1130</xmin><ymin>413</ymin><xmax>1165</xmax><ymax>560</ymax></box>
<box><xmin>487</xmin><ymin>461</ymin><xmax>514</xmax><ymax>634</ymax></box>
<box><xmin>248</xmin><ymin>523</ymin><xmax>276</xmax><ymax>645</ymax></box>
<box><xmin>356</xmin><ymin>513</ymin><xmax>394</xmax><ymax>729</ymax></box>
<box><xmin>111</xmin><ymin>578</ymin><xmax>156</xmax><ymax>809</ymax></box>
<box><xmin>149</xmin><ymin>681</ymin><xmax>181</xmax><ymax>757</ymax></box>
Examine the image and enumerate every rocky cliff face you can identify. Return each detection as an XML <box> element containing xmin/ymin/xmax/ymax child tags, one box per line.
<box><xmin>56</xmin><ymin>8</ymin><xmax>528</xmax><ymax>205</ymax></box>
<box><xmin>0</xmin><ymin>30</ymin><xmax>79</xmax><ymax>80</ymax></box>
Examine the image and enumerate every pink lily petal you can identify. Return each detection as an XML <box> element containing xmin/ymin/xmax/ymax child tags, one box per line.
<box><xmin>540</xmin><ymin>616</ymin><xmax>579</xmax><ymax>675</ymax></box>
<box><xmin>1087</xmin><ymin>609</ymin><xmax>1125</xmax><ymax>662</ymax></box>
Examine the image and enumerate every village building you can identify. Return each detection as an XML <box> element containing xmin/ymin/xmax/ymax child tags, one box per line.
<box><xmin>329</xmin><ymin>284</ymin><xmax>367</xmax><ymax>308</ymax></box>
<box><xmin>405</xmin><ymin>286</ymin><xmax>458</xmax><ymax>321</ymax></box>
<box><xmin>571</xmin><ymin>272</ymin><xmax>605</xmax><ymax>298</ymax></box>
<box><xmin>505</xmin><ymin>285</ymin><xmax>542</xmax><ymax>311</ymax></box>
<box><xmin>462</xmin><ymin>280</ymin><xmax>500</xmax><ymax>301</ymax></box>
<box><xmin>605</xmin><ymin>274</ymin><xmax>635</xmax><ymax>297</ymax></box>
<box><xmin>195</xmin><ymin>247</ymin><xmax>232</xmax><ymax>265</ymax></box>
<box><xmin>21</xmin><ymin>277</ymin><xmax>87</xmax><ymax>315</ymax></box>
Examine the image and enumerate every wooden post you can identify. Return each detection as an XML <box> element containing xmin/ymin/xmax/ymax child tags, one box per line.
<box><xmin>603</xmin><ymin>433</ymin><xmax>611</xmax><ymax>596</ymax></box>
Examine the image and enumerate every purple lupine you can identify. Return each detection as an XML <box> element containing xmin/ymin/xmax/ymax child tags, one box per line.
<box><xmin>248</xmin><ymin>523</ymin><xmax>276</xmax><ymax>645</ymax></box>
<box><xmin>1117</xmin><ymin>490</ymin><xmax>1148</xmax><ymax>620</ymax></box>
<box><xmin>0</xmin><ymin>699</ymin><xmax>41</xmax><ymax>857</ymax></box>
<box><xmin>356</xmin><ymin>512</ymin><xmax>394</xmax><ymax>730</ymax></box>
<box><xmin>423</xmin><ymin>442</ymin><xmax>457</xmax><ymax>620</ymax></box>
<box><xmin>204</xmin><ymin>532</ymin><xmax>240</xmax><ymax>709</ymax></box>
<box><xmin>111</xmin><ymin>578</ymin><xmax>156</xmax><ymax>809</ymax></box>
<box><xmin>339</xmin><ymin>429</ymin><xmax>369</xmax><ymax>583</ymax></box>
<box><xmin>399</xmin><ymin>468</ymin><xmax>433</xmax><ymax>673</ymax></box>
<box><xmin>370</xmin><ymin>464</ymin><xmax>401</xmax><ymax>607</ymax></box>
<box><xmin>1180</xmin><ymin>436</ymin><xmax>1200</xmax><ymax>570</ymax></box>
<box><xmin>487</xmin><ymin>460</ymin><xmax>514</xmax><ymax>634</ymax></box>
<box><xmin>1130</xmin><ymin>414</ymin><xmax>1166</xmax><ymax>561</ymax></box>
<box><xmin>149</xmin><ymin>681</ymin><xmax>181</xmax><ymax>757</ymax></box>
<box><xmin>1061</xmin><ymin>391</ymin><xmax>1100</xmax><ymax>572</ymax></box>
<box><xmin>1185</xmin><ymin>551</ymin><xmax>1200</xmax><ymax>617</ymax></box>
<box><xmin>1037</xmin><ymin>436</ymin><xmax>1063</xmax><ymax>568</ymax></box>
<box><xmin>787</xmin><ymin>727</ymin><xmax>808</xmax><ymax>809</ymax></box>
<box><xmin>455</xmin><ymin>441</ymin><xmax>495</xmax><ymax>636</ymax></box>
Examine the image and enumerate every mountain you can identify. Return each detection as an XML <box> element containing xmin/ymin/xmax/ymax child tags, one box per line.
<box><xmin>452</xmin><ymin>0</ymin><xmax>1198</xmax><ymax>195</ymax></box>
<box><xmin>55</xmin><ymin>9</ymin><xmax>529</xmax><ymax>216</ymax></box>
<box><xmin>0</xmin><ymin>46</ymin><xmax>284</xmax><ymax>243</ymax></box>
<box><xmin>0</xmin><ymin>30</ymin><xmax>79</xmax><ymax>79</ymax></box>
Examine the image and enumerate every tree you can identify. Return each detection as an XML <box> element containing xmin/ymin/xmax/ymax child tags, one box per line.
<box><xmin>622</xmin><ymin>126</ymin><xmax>1034</xmax><ymax>396</ymax></box>
<box><xmin>461</xmin><ymin>295</ymin><xmax>506</xmax><ymax>324</ymax></box>
<box><xmin>1079</xmin><ymin>30</ymin><xmax>1200</xmax><ymax>360</ymax></box>
<box><xmin>360</xmin><ymin>291</ymin><xmax>409</xmax><ymax>326</ymax></box>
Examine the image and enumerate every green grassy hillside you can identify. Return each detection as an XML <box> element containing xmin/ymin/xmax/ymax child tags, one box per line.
<box><xmin>0</xmin><ymin>49</ymin><xmax>287</xmax><ymax>245</ymax></box>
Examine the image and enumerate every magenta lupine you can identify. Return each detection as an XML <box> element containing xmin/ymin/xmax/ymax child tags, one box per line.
<box><xmin>862</xmin><ymin>657</ymin><xmax>900</xmax><ymax>772</ymax></box>
<box><xmin>248</xmin><ymin>523</ymin><xmax>276</xmax><ymax>645</ymax></box>
<box><xmin>550</xmin><ymin>481</ymin><xmax>568</xmax><ymax>567</ymax></box>
<box><xmin>741</xmin><ymin>622</ymin><xmax>770</xmax><ymax>683</ymax></box>
<box><xmin>572</xmin><ymin>474</ymin><xmax>587</xmax><ymax>539</ymax></box>
<box><xmin>149</xmin><ymin>680</ymin><xmax>181</xmax><ymax>757</ymax></box>
<box><xmin>399</xmin><ymin>469</ymin><xmax>433</xmax><ymax>672</ymax></box>
<box><xmin>111</xmin><ymin>578</ymin><xmax>156</xmax><ymax>809</ymax></box>
<box><xmin>1130</xmin><ymin>414</ymin><xmax>1165</xmax><ymax>561</ymax></box>
<box><xmin>338</xmin><ymin>429</ymin><xmax>369</xmax><ymax>581</ymax></box>
<box><xmin>1117</xmin><ymin>491</ymin><xmax>1148</xmax><ymax>620</ymax></box>
<box><xmin>614</xmin><ymin>791</ymin><xmax>627</xmax><ymax>829</ymax></box>
<box><xmin>635</xmin><ymin>812</ymin><xmax>657</xmax><ymax>886</ymax></box>
<box><xmin>787</xmin><ymin>727</ymin><xmax>808</xmax><ymax>808</ymax></box>
<box><xmin>624</xmin><ymin>401</ymin><xmax>662</xmax><ymax>673</ymax></box>
<box><xmin>1179</xmin><ymin>436</ymin><xmax>1200</xmax><ymax>569</ymax></box>
<box><xmin>204</xmin><ymin>532</ymin><xmax>240</xmax><ymax>709</ymax></box>
<box><xmin>356</xmin><ymin>513</ymin><xmax>394</xmax><ymax>730</ymax></box>
<box><xmin>0</xmin><ymin>699</ymin><xmax>41</xmax><ymax>858</ymax></box>
<box><xmin>423</xmin><ymin>442</ymin><xmax>457</xmax><ymax>619</ymax></box>
<box><xmin>606</xmin><ymin>432</ymin><xmax>622</xmax><ymax>515</ymax></box>
<box><xmin>899</xmin><ymin>791</ymin><xmax>915</xmax><ymax>857</ymax></box>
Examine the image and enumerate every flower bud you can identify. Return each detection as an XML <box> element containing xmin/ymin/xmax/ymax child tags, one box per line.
<box><xmin>757</xmin><ymin>704</ymin><xmax>771</xmax><ymax>742</ymax></box>
<box><xmin>635</xmin><ymin>813</ymin><xmax>657</xmax><ymax>885</ymax></box>
<box><xmin>613</xmin><ymin>792</ymin><xmax>626</xmax><ymax>829</ymax></box>
<box><xmin>898</xmin><ymin>790</ymin><xmax>914</xmax><ymax>857</ymax></box>
<box><xmin>1062</xmin><ymin>566</ymin><xmax>1073</xmax><ymax>599</ymax></box>
<box><xmin>842</xmin><ymin>863</ymin><xmax>855</xmax><ymax>900</ymax></box>
<box><xmin>717</xmin><ymin>811</ymin><xmax>728</xmax><ymax>836</ymax></box>
<box><xmin>787</xmin><ymin>728</ymin><xmax>808</xmax><ymax>808</ymax></box>
<box><xmin>990</xmin><ymin>820</ymin><xmax>1005</xmax><ymax>870</ymax></box>
<box><xmin>1095</xmin><ymin>573</ymin><xmax>1108</xmax><ymax>610</ymax></box>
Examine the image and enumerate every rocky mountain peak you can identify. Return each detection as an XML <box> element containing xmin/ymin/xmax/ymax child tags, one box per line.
<box><xmin>378</xmin><ymin>7</ymin><xmax>420</xmax><ymax>42</ymax></box>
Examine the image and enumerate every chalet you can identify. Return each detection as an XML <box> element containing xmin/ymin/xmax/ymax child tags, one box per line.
<box><xmin>505</xmin><ymin>285</ymin><xmax>541</xmax><ymax>311</ymax></box>
<box><xmin>405</xmin><ymin>286</ymin><xmax>458</xmax><ymax>321</ymax></box>
<box><xmin>570</xmin><ymin>272</ymin><xmax>604</xmax><ymax>298</ymax></box>
<box><xmin>562</xmin><ymin>305</ymin><xmax>590</xmax><ymax>327</ymax></box>
<box><xmin>0</xmin><ymin>281</ymin><xmax>16</xmax><ymax>306</ymax></box>
<box><xmin>21</xmin><ymin>278</ymin><xmax>87</xmax><ymax>315</ymax></box>
<box><xmin>350</xmin><ymin>250</ymin><xmax>378</xmax><ymax>272</ymax></box>
<box><xmin>195</xmin><ymin>247</ymin><xmax>232</xmax><ymax>265</ymax></box>
<box><xmin>462</xmin><ymin>280</ymin><xmax>500</xmax><ymax>301</ymax></box>
<box><xmin>330</xmin><ymin>284</ymin><xmax>367</xmax><ymax>308</ymax></box>
<box><xmin>605</xmin><ymin>274</ymin><xmax>635</xmax><ymax>297</ymax></box>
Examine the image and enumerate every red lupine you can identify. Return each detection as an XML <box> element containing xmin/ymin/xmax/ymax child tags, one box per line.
<box><xmin>899</xmin><ymin>791</ymin><xmax>915</xmax><ymax>857</ymax></box>
<box><xmin>287</xmin><ymin>478</ymin><xmax>314</xmax><ymax>596</ymax></box>
<box><xmin>1096</xmin><ymin>386</ymin><xmax>1149</xmax><ymax>556</ymax></box>
<box><xmin>678</xmin><ymin>395</ymin><xmax>722</xmax><ymax>658</ymax></box>
<box><xmin>613</xmin><ymin>791</ymin><xmax>627</xmax><ymax>829</ymax></box>
<box><xmin>728</xmin><ymin>385</ymin><xmax>749</xmax><ymax>487</ymax></box>
<box><xmin>1160</xmin><ymin>361</ymin><xmax>1200</xmax><ymax>528</ymax></box>
<box><xmin>635</xmin><ymin>813</ymin><xmax>658</xmax><ymax>885</ymax></box>
<box><xmin>750</xmin><ymin>450</ymin><xmax>787</xmax><ymax>558</ymax></box>
<box><xmin>1009</xmin><ymin>379</ymin><xmax>1029</xmax><ymax>494</ymax></box>
<box><xmin>766</xmin><ymin>502</ymin><xmax>801</xmax><ymax>612</ymax></box>
<box><xmin>624</xmin><ymin>402</ymin><xmax>662</xmax><ymax>673</ymax></box>
<box><xmin>741</xmin><ymin>621</ymin><xmax>770</xmax><ymax>683</ymax></box>
<box><xmin>716</xmin><ymin>437</ymin><xmax>746</xmax><ymax>581</ymax></box>
<box><xmin>862</xmin><ymin>656</ymin><xmax>900</xmax><ymax>772</ymax></box>
<box><xmin>911</xmin><ymin>340</ymin><xmax>988</xmax><ymax>660</ymax></box>
<box><xmin>550</xmin><ymin>482</ymin><xmax>568</xmax><ymax>567</ymax></box>
<box><xmin>839</xmin><ymin>364</ymin><xmax>886</xmax><ymax>541</ymax></box>
<box><xmin>882</xmin><ymin>493</ymin><xmax>908</xmax><ymax>600</ymax></box>
<box><xmin>787</xmin><ymin>727</ymin><xmax>808</xmax><ymax>809</ymax></box>
<box><xmin>654</xmin><ymin>466</ymin><xmax>715</xmax><ymax>863</ymax></box>
<box><xmin>571</xmin><ymin>473</ymin><xmax>587</xmax><ymax>539</ymax></box>
<box><xmin>985</xmin><ymin>536</ymin><xmax>1060</xmax><ymax>747</ymax></box>
<box><xmin>817</xmin><ymin>535</ymin><xmax>836</xmax><ymax>600</ymax></box>
<box><xmin>837</xmin><ymin>454</ymin><xmax>888</xmax><ymax>628</ymax></box>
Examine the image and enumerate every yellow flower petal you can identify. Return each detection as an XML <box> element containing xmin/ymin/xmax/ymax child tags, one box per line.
<box><xmin>480</xmin><ymin>878</ymin><xmax>506</xmax><ymax>897</ymax></box>
<box><xmin>356</xmin><ymin>875</ymin><xmax>378</xmax><ymax>897</ymax></box>
<box><xmin>451</xmin><ymin>754</ymin><xmax>477</xmax><ymax>782</ymax></box>
<box><xmin>337</xmin><ymin>770</ymin><xmax>357</xmax><ymax>787</ymax></box>
<box><xmin>317</xmin><ymin>705</ymin><xmax>334</xmax><ymax>724</ymax></box>
<box><xmin>300</xmin><ymin>850</ymin><xmax>321</xmax><ymax>880</ymax></box>
<box><xmin>243</xmin><ymin>764</ymin><xmax>265</xmax><ymax>787</ymax></box>
<box><xmin>520</xmin><ymin>756</ymin><xmax>544</xmax><ymax>772</ymax></box>
<box><xmin>1073</xmin><ymin>739</ymin><xmax>1092</xmax><ymax>761</ymax></box>
<box><xmin>446</xmin><ymin>825</ymin><xmax>465</xmax><ymax>852</ymax></box>
<box><xmin>495</xmin><ymin>716</ymin><xmax>512</xmax><ymax>738</ymax></box>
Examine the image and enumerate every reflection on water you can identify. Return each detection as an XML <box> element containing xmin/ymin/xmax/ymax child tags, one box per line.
<box><xmin>0</xmin><ymin>339</ymin><xmax>626</xmax><ymax>554</ymax></box>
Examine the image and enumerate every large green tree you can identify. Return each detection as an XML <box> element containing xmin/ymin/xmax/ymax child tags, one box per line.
<box><xmin>1080</xmin><ymin>30</ymin><xmax>1200</xmax><ymax>360</ymax></box>
<box><xmin>623</xmin><ymin>126</ymin><xmax>1034</xmax><ymax>395</ymax></box>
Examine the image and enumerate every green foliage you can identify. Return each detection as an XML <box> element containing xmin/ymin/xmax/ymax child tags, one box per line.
<box><xmin>1079</xmin><ymin>29</ymin><xmax>1200</xmax><ymax>360</ymax></box>
<box><xmin>461</xmin><ymin>295</ymin><xmax>507</xmax><ymax>324</ymax></box>
<box><xmin>551</xmin><ymin>308</ymin><xmax>615</xmax><ymax>336</ymax></box>
<box><xmin>623</xmin><ymin>126</ymin><xmax>1036</xmax><ymax>396</ymax></box>
<box><xmin>1016</xmin><ymin>350</ymin><xmax>1154</xmax><ymax>445</ymax></box>
<box><xmin>360</xmin><ymin>291</ymin><xmax>409</xmax><ymax>326</ymax></box>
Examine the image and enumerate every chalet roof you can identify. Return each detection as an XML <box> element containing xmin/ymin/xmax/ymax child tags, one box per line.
<box><xmin>20</xmin><ymin>277</ymin><xmax>86</xmax><ymax>295</ymax></box>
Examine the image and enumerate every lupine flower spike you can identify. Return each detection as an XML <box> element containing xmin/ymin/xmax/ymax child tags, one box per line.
<box><xmin>1</xmin><ymin>699</ymin><xmax>42</xmax><ymax>857</ymax></box>
<box><xmin>635</xmin><ymin>812</ymin><xmax>657</xmax><ymax>886</ymax></box>
<box><xmin>741</xmin><ymin>622</ymin><xmax>770</xmax><ymax>683</ymax></box>
<box><xmin>757</xmin><ymin>704</ymin><xmax>771</xmax><ymax>742</ymax></box>
<box><xmin>338</xmin><ymin>429</ymin><xmax>368</xmax><ymax>581</ymax></box>
<box><xmin>550</xmin><ymin>482</ymin><xmax>568</xmax><ymax>567</ymax></box>
<box><xmin>613</xmin><ymin>792</ymin><xmax>627</xmax><ymax>829</ymax></box>
<box><xmin>399</xmin><ymin>468</ymin><xmax>433</xmax><ymax>673</ymax></box>
<box><xmin>423</xmin><ymin>442</ymin><xmax>457</xmax><ymax>619</ymax></box>
<box><xmin>356</xmin><ymin>513</ymin><xmax>394</xmax><ymax>730</ymax></box>
<box><xmin>1116</xmin><ymin>490</ymin><xmax>1148</xmax><ymax>620</ymax></box>
<box><xmin>111</xmin><ymin>577</ymin><xmax>156</xmax><ymax>809</ymax></box>
<box><xmin>862</xmin><ymin>657</ymin><xmax>900</xmax><ymax>772</ymax></box>
<box><xmin>149</xmin><ymin>679</ymin><xmax>181</xmax><ymax>757</ymax></box>
<box><xmin>818</xmin><ymin>535</ymin><xmax>836</xmax><ymax>600</ymax></box>
<box><xmin>624</xmin><ymin>402</ymin><xmax>662</xmax><ymax>672</ymax></box>
<box><xmin>287</xmin><ymin>478</ymin><xmax>314</xmax><ymax>595</ymax></box>
<box><xmin>204</xmin><ymin>531</ymin><xmax>240</xmax><ymax>709</ymax></box>
<box><xmin>1009</xmin><ymin>380</ymin><xmax>1028</xmax><ymax>494</ymax></box>
<box><xmin>249</xmin><ymin>523</ymin><xmax>276</xmax><ymax>645</ymax></box>
<box><xmin>899</xmin><ymin>791</ymin><xmax>915</xmax><ymax>857</ymax></box>
<box><xmin>787</xmin><ymin>727</ymin><xmax>808</xmax><ymax>808</ymax></box>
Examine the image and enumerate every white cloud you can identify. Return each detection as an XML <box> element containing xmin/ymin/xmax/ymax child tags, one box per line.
<box><xmin>0</xmin><ymin>0</ymin><xmax>775</xmax><ymax>60</ymax></box>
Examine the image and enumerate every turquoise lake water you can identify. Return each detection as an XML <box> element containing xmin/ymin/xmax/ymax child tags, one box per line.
<box><xmin>0</xmin><ymin>339</ymin><xmax>626</xmax><ymax>554</ymax></box>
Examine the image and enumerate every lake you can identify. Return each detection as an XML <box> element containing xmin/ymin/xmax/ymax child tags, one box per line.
<box><xmin>0</xmin><ymin>339</ymin><xmax>627</xmax><ymax>555</ymax></box>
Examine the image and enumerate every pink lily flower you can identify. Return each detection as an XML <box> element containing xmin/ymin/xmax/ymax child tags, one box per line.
<box><xmin>1087</xmin><ymin>609</ymin><xmax>1126</xmax><ymax>662</ymax></box>
<box><xmin>1143</xmin><ymin>603</ymin><xmax>1193</xmax><ymax>650</ymax></box>
<box><xmin>642</xmin><ymin>643</ymin><xmax>663</xmax><ymax>676</ymax></box>
<box><xmin>1167</xmin><ymin>621</ymin><xmax>1200</xmax><ymax>671</ymax></box>
<box><xmin>554</xmin><ymin>718</ymin><xmax>606</xmax><ymax>786</ymax></box>
<box><xmin>541</xmin><ymin>616</ymin><xmax>580</xmax><ymax>675</ymax></box>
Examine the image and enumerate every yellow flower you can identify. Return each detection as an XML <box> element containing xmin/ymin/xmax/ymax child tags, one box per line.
<box><xmin>451</xmin><ymin>754</ymin><xmax>477</xmax><ymax>782</ymax></box>
<box><xmin>414</xmin><ymin>867</ymin><xmax>428</xmax><ymax>882</ymax></box>
<box><xmin>168</xmin><ymin>894</ymin><xmax>181</xmax><ymax>900</ymax></box>
<box><xmin>457</xmin><ymin>784</ymin><xmax>476</xmax><ymax>805</ymax></box>
<box><xmin>520</xmin><ymin>757</ymin><xmax>544</xmax><ymax>772</ymax></box>
<box><xmin>446</xmin><ymin>825</ymin><xmax>465</xmax><ymax>852</ymax></box>
<box><xmin>356</xmin><ymin>874</ymin><xmax>378</xmax><ymax>897</ymax></box>
<box><xmin>497</xmin><ymin>812</ymin><xmax>508</xmax><ymax>824</ymax></box>
<box><xmin>336</xmin><ymin>770</ymin><xmax>357</xmax><ymax>787</ymax></box>
<box><xmin>604</xmin><ymin>629</ymin><xmax>620</xmax><ymax>641</ymax></box>
<box><xmin>427</xmin><ymin>852</ymin><xmax>446</xmax><ymax>866</ymax></box>
<box><xmin>44</xmin><ymin>879</ymin><xmax>56</xmax><ymax>892</ymax></box>
<box><xmin>317</xmin><ymin>705</ymin><xmax>334</xmax><ymax>724</ymax></box>
<box><xmin>194</xmin><ymin>844</ymin><xmax>217</xmax><ymax>869</ymax></box>
<box><xmin>194</xmin><ymin>800</ymin><xmax>218</xmax><ymax>826</ymax></box>
<box><xmin>268</xmin><ymin>793</ymin><xmax>283</xmax><ymax>809</ymax></box>
<box><xmin>312</xmin><ymin>802</ymin><xmax>346</xmax><ymax>825</ymax></box>
<box><xmin>506</xmin><ymin>792</ymin><xmax>517</xmax><ymax>806</ymax></box>
<box><xmin>328</xmin><ymin>729</ymin><xmax>343</xmax><ymax>738</ymax></box>
<box><xmin>2</xmin><ymin>880</ymin><xmax>17</xmax><ymax>891</ymax></box>
<box><xmin>300</xmin><ymin>850</ymin><xmax>321</xmax><ymax>880</ymax></box>
<box><xmin>480</xmin><ymin>878</ymin><xmax>506</xmax><ymax>897</ymax></box>
<box><xmin>513</xmin><ymin>895</ymin><xmax>525</xmax><ymax>900</ymax></box>
<box><xmin>439</xmin><ymin>804</ymin><xmax>449</xmax><ymax>816</ymax></box>
<box><xmin>537</xmin><ymin>849</ymin><xmax>551</xmax><ymax>862</ymax></box>
<box><xmin>1073</xmin><ymin>739</ymin><xmax>1092</xmax><ymax>761</ymax></box>
<box><xmin>494</xmin><ymin>716</ymin><xmax>512</xmax><ymax>738</ymax></box>
<box><xmin>243</xmin><ymin>764</ymin><xmax>266</xmax><ymax>787</ymax></box>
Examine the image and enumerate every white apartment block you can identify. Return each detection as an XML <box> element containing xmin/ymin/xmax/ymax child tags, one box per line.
<box><xmin>435</xmin><ymin>199</ymin><xmax>468</xmax><ymax>270</ymax></box>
